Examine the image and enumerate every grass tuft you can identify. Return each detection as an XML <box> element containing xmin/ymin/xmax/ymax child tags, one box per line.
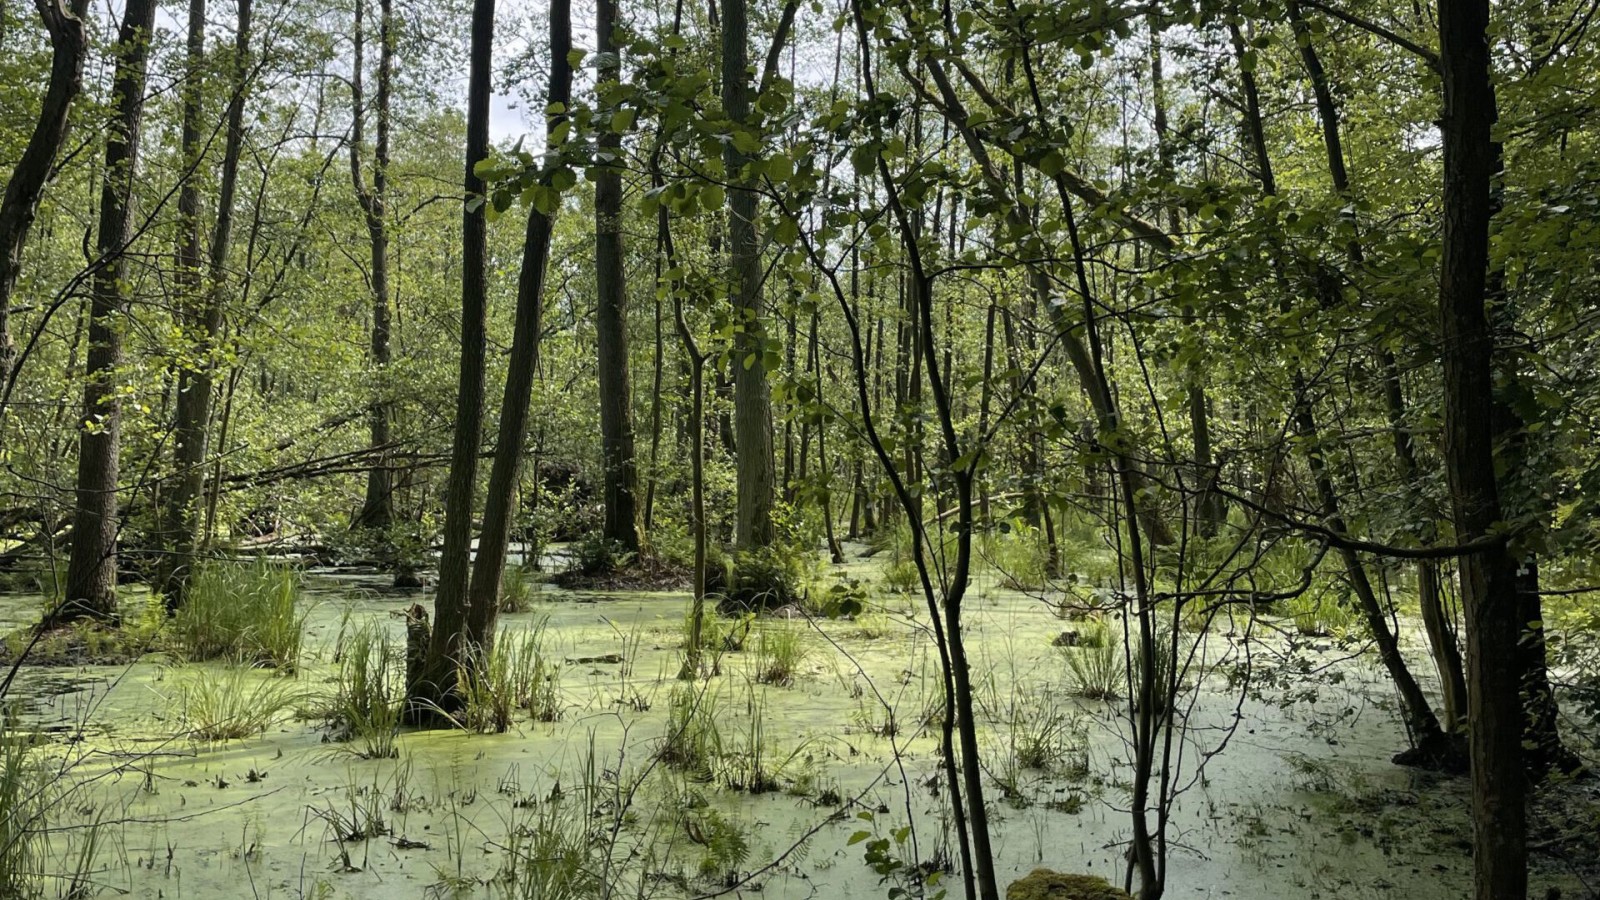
<box><xmin>751</xmin><ymin>622</ymin><xmax>808</xmax><ymax>686</ymax></box>
<box><xmin>171</xmin><ymin>558</ymin><xmax>306</xmax><ymax>670</ymax></box>
<box><xmin>177</xmin><ymin>665</ymin><xmax>304</xmax><ymax>741</ymax></box>
<box><xmin>330</xmin><ymin>619</ymin><xmax>402</xmax><ymax>758</ymax></box>
<box><xmin>1061</xmin><ymin>617</ymin><xmax>1120</xmax><ymax>700</ymax></box>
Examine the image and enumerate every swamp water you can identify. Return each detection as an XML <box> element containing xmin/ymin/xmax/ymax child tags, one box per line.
<box><xmin>2</xmin><ymin>548</ymin><xmax>1582</xmax><ymax>899</ymax></box>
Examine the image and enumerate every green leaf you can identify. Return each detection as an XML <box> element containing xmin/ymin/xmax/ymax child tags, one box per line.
<box><xmin>531</xmin><ymin>185</ymin><xmax>559</xmax><ymax>216</ymax></box>
<box><xmin>847</xmin><ymin>830</ymin><xmax>871</xmax><ymax>846</ymax></box>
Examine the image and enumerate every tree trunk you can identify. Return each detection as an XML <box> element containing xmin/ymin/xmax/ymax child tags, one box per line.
<box><xmin>0</xmin><ymin>0</ymin><xmax>89</xmax><ymax>410</ymax></box>
<box><xmin>1436</xmin><ymin>0</ymin><xmax>1527</xmax><ymax>894</ymax></box>
<box><xmin>460</xmin><ymin>0</ymin><xmax>571</xmax><ymax>652</ymax></box>
<box><xmin>58</xmin><ymin>0</ymin><xmax>159</xmax><ymax>624</ymax></box>
<box><xmin>1227</xmin><ymin>18</ymin><xmax>1446</xmax><ymax>752</ymax></box>
<box><xmin>1150</xmin><ymin>26</ymin><xmax>1222</xmax><ymax>536</ymax></box>
<box><xmin>350</xmin><ymin>0</ymin><xmax>397</xmax><ymax>538</ymax></box>
<box><xmin>163</xmin><ymin>0</ymin><xmax>251</xmax><ymax>609</ymax></box>
<box><xmin>409</xmin><ymin>0</ymin><xmax>495</xmax><ymax>717</ymax></box>
<box><xmin>722</xmin><ymin>0</ymin><xmax>775</xmax><ymax>550</ymax></box>
<box><xmin>594</xmin><ymin>0</ymin><xmax>640</xmax><ymax>555</ymax></box>
<box><xmin>1285</xmin><ymin>0</ymin><xmax>1470</xmax><ymax>730</ymax></box>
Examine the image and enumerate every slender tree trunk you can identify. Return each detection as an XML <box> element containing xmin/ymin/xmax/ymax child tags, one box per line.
<box><xmin>595</xmin><ymin>0</ymin><xmax>640</xmax><ymax>555</ymax></box>
<box><xmin>1437</xmin><ymin>0</ymin><xmax>1527</xmax><ymax>894</ymax></box>
<box><xmin>0</xmin><ymin>0</ymin><xmax>89</xmax><ymax>413</ymax></box>
<box><xmin>410</xmin><ymin>0</ymin><xmax>495</xmax><ymax>717</ymax></box>
<box><xmin>722</xmin><ymin>0</ymin><xmax>776</xmax><ymax>550</ymax></box>
<box><xmin>1228</xmin><ymin>18</ymin><xmax>1447</xmax><ymax>751</ymax></box>
<box><xmin>159</xmin><ymin>0</ymin><xmax>207</xmax><ymax>601</ymax></box>
<box><xmin>1286</xmin><ymin>0</ymin><xmax>1468</xmax><ymax>729</ymax></box>
<box><xmin>812</xmin><ymin>313</ymin><xmax>844</xmax><ymax>563</ymax></box>
<box><xmin>460</xmin><ymin>0</ymin><xmax>571</xmax><ymax>650</ymax></box>
<box><xmin>350</xmin><ymin>0</ymin><xmax>396</xmax><ymax>538</ymax></box>
<box><xmin>661</xmin><ymin>196</ymin><xmax>708</xmax><ymax>675</ymax></box>
<box><xmin>163</xmin><ymin>0</ymin><xmax>251</xmax><ymax>608</ymax></box>
<box><xmin>1150</xmin><ymin>26</ymin><xmax>1222</xmax><ymax>536</ymax></box>
<box><xmin>58</xmin><ymin>0</ymin><xmax>159</xmax><ymax>624</ymax></box>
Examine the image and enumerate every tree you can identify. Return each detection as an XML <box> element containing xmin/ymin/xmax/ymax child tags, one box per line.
<box><xmin>0</xmin><ymin>0</ymin><xmax>88</xmax><ymax>403</ymax></box>
<box><xmin>721</xmin><ymin>0</ymin><xmax>775</xmax><ymax>551</ymax></box>
<box><xmin>417</xmin><ymin>0</ymin><xmax>497</xmax><ymax>708</ymax></box>
<box><xmin>594</xmin><ymin>0</ymin><xmax>640</xmax><ymax>555</ymax></box>
<box><xmin>349</xmin><ymin>0</ymin><xmax>398</xmax><ymax>543</ymax></box>
<box><xmin>57</xmin><ymin>0</ymin><xmax>160</xmax><ymax>624</ymax></box>
<box><xmin>411</xmin><ymin>0</ymin><xmax>573</xmax><ymax>719</ymax></box>
<box><xmin>1436</xmin><ymin>0</ymin><xmax>1528</xmax><ymax>895</ymax></box>
<box><xmin>161</xmin><ymin>0</ymin><xmax>253</xmax><ymax>608</ymax></box>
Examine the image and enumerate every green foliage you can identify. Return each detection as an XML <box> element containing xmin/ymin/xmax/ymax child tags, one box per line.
<box><xmin>452</xmin><ymin>623</ymin><xmax>562</xmax><ymax>733</ymax></box>
<box><xmin>847</xmin><ymin>810</ymin><xmax>948</xmax><ymax>900</ymax></box>
<box><xmin>722</xmin><ymin>544</ymin><xmax>809</xmax><ymax>612</ymax></box>
<box><xmin>171</xmin><ymin>558</ymin><xmax>306</xmax><ymax>670</ymax></box>
<box><xmin>983</xmin><ymin>524</ymin><xmax>1054</xmax><ymax>591</ymax></box>
<box><xmin>571</xmin><ymin>533</ymin><xmax>634</xmax><ymax>576</ymax></box>
<box><xmin>878</xmin><ymin>556</ymin><xmax>918</xmax><ymax>597</ymax></box>
<box><xmin>498</xmin><ymin>791</ymin><xmax>603</xmax><ymax>900</ymax></box>
<box><xmin>1012</xmin><ymin>699</ymin><xmax>1084</xmax><ymax>772</ymax></box>
<box><xmin>0</xmin><ymin>719</ymin><xmax>47</xmax><ymax>897</ymax></box>
<box><xmin>722</xmin><ymin>685</ymin><xmax>811</xmax><ymax>794</ymax></box>
<box><xmin>806</xmin><ymin>572</ymin><xmax>868</xmax><ymax>618</ymax></box>
<box><xmin>1284</xmin><ymin>592</ymin><xmax>1355</xmax><ymax>638</ymax></box>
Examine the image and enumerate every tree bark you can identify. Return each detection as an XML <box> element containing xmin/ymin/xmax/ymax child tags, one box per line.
<box><xmin>0</xmin><ymin>0</ymin><xmax>89</xmax><ymax>409</ymax></box>
<box><xmin>1225</xmin><ymin>18</ymin><xmax>1447</xmax><ymax>752</ymax></box>
<box><xmin>594</xmin><ymin>0</ymin><xmax>640</xmax><ymax>555</ymax></box>
<box><xmin>1436</xmin><ymin>0</ymin><xmax>1528</xmax><ymax>894</ymax></box>
<box><xmin>59</xmin><ymin>0</ymin><xmax>159</xmax><ymax>624</ymax></box>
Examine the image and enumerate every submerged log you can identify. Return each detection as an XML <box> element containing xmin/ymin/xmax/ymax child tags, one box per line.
<box><xmin>1004</xmin><ymin>871</ymin><xmax>1132</xmax><ymax>896</ymax></box>
<box><xmin>1006</xmin><ymin>869</ymin><xmax>1131</xmax><ymax>900</ymax></box>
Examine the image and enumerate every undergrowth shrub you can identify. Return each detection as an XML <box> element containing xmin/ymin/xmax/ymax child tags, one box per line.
<box><xmin>0</xmin><ymin>719</ymin><xmax>47</xmax><ymax>897</ymax></box>
<box><xmin>571</xmin><ymin>534</ymin><xmax>634</xmax><ymax>576</ymax></box>
<box><xmin>658</xmin><ymin>685</ymin><xmax>723</xmax><ymax>781</ymax></box>
<box><xmin>0</xmin><ymin>717</ymin><xmax>104</xmax><ymax>899</ymax></box>
<box><xmin>452</xmin><ymin>622</ymin><xmax>561</xmax><ymax>733</ymax></box>
<box><xmin>984</xmin><ymin>524</ymin><xmax>1055</xmax><ymax>591</ymax></box>
<box><xmin>1284</xmin><ymin>592</ymin><xmax>1355</xmax><ymax>638</ymax></box>
<box><xmin>721</xmin><ymin>544</ymin><xmax>808</xmax><ymax>613</ymax></box>
<box><xmin>500</xmin><ymin>560</ymin><xmax>539</xmax><ymax>613</ymax></box>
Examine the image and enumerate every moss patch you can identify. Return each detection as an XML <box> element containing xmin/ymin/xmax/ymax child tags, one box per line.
<box><xmin>1006</xmin><ymin>868</ymin><xmax>1132</xmax><ymax>900</ymax></box>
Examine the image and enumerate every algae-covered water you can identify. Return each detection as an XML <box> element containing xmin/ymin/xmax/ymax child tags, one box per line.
<box><xmin>3</xmin><ymin>547</ymin><xmax>1588</xmax><ymax>900</ymax></box>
